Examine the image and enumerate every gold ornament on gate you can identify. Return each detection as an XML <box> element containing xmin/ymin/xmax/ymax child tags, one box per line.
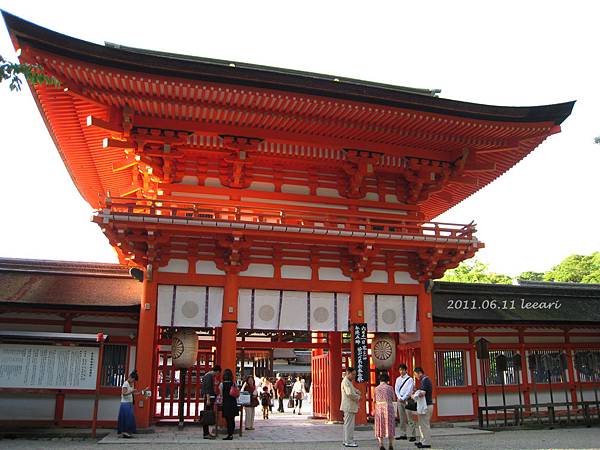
<box><xmin>371</xmin><ymin>333</ymin><xmax>396</xmax><ymax>369</ymax></box>
<box><xmin>171</xmin><ymin>328</ymin><xmax>198</xmax><ymax>369</ymax></box>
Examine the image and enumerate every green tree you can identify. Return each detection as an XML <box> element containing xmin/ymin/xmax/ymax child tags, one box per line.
<box><xmin>1</xmin><ymin>54</ymin><xmax>59</xmax><ymax>91</ymax></box>
<box><xmin>517</xmin><ymin>271</ymin><xmax>545</xmax><ymax>281</ymax></box>
<box><xmin>544</xmin><ymin>252</ymin><xmax>600</xmax><ymax>283</ymax></box>
<box><xmin>440</xmin><ymin>259</ymin><xmax>512</xmax><ymax>284</ymax></box>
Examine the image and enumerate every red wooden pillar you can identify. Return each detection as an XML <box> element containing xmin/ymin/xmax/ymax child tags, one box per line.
<box><xmin>417</xmin><ymin>282</ymin><xmax>436</xmax><ymax>419</ymax></box>
<box><xmin>468</xmin><ymin>328</ymin><xmax>479</xmax><ymax>418</ymax></box>
<box><xmin>564</xmin><ymin>330</ymin><xmax>578</xmax><ymax>405</ymax></box>
<box><xmin>220</xmin><ymin>270</ymin><xmax>239</xmax><ymax>374</ymax></box>
<box><xmin>518</xmin><ymin>329</ymin><xmax>531</xmax><ymax>408</ymax></box>
<box><xmin>328</xmin><ymin>331</ymin><xmax>343</xmax><ymax>422</ymax></box>
<box><xmin>134</xmin><ymin>273</ymin><xmax>158</xmax><ymax>428</ymax></box>
<box><xmin>349</xmin><ymin>277</ymin><xmax>368</xmax><ymax>425</ymax></box>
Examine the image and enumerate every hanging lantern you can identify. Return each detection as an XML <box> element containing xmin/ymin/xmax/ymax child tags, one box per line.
<box><xmin>171</xmin><ymin>328</ymin><xmax>198</xmax><ymax>369</ymax></box>
<box><xmin>371</xmin><ymin>333</ymin><xmax>396</xmax><ymax>370</ymax></box>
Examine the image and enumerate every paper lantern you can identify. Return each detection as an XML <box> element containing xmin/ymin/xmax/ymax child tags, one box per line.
<box><xmin>172</xmin><ymin>328</ymin><xmax>198</xmax><ymax>369</ymax></box>
<box><xmin>371</xmin><ymin>333</ymin><xmax>396</xmax><ymax>370</ymax></box>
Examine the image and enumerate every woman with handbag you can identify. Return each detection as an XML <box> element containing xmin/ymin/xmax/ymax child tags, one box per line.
<box><xmin>241</xmin><ymin>375</ymin><xmax>259</xmax><ymax>430</ymax></box>
<box><xmin>219</xmin><ymin>369</ymin><xmax>239</xmax><ymax>440</ymax></box>
<box><xmin>291</xmin><ymin>376</ymin><xmax>306</xmax><ymax>415</ymax></box>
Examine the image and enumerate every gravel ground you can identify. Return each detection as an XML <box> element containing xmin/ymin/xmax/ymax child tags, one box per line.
<box><xmin>1</xmin><ymin>427</ymin><xmax>600</xmax><ymax>449</ymax></box>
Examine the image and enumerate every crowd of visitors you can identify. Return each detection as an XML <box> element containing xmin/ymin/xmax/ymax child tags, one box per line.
<box><xmin>117</xmin><ymin>362</ymin><xmax>434</xmax><ymax>448</ymax></box>
<box><xmin>341</xmin><ymin>365</ymin><xmax>435</xmax><ymax>449</ymax></box>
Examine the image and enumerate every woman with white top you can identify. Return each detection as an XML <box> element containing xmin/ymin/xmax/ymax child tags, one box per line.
<box><xmin>118</xmin><ymin>370</ymin><xmax>147</xmax><ymax>438</ymax></box>
<box><xmin>241</xmin><ymin>375</ymin><xmax>259</xmax><ymax>430</ymax></box>
<box><xmin>291</xmin><ymin>376</ymin><xmax>306</xmax><ymax>415</ymax></box>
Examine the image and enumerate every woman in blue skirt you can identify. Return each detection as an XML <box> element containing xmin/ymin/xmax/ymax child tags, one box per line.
<box><xmin>118</xmin><ymin>370</ymin><xmax>146</xmax><ymax>438</ymax></box>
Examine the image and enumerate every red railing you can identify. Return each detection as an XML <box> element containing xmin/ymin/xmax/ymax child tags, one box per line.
<box><xmin>99</xmin><ymin>197</ymin><xmax>478</xmax><ymax>243</ymax></box>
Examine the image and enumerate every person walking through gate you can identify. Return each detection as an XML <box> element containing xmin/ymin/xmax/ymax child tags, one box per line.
<box><xmin>374</xmin><ymin>372</ymin><xmax>395</xmax><ymax>450</ymax></box>
<box><xmin>275</xmin><ymin>374</ymin><xmax>286</xmax><ymax>412</ymax></box>
<box><xmin>340</xmin><ymin>367</ymin><xmax>361</xmax><ymax>448</ymax></box>
<box><xmin>292</xmin><ymin>376</ymin><xmax>306</xmax><ymax>415</ymax></box>
<box><xmin>201</xmin><ymin>365</ymin><xmax>221</xmax><ymax>439</ymax></box>
<box><xmin>219</xmin><ymin>368</ymin><xmax>239</xmax><ymax>440</ymax></box>
<box><xmin>241</xmin><ymin>375</ymin><xmax>259</xmax><ymax>430</ymax></box>
<box><xmin>394</xmin><ymin>364</ymin><xmax>416</xmax><ymax>442</ymax></box>
<box><xmin>412</xmin><ymin>367</ymin><xmax>434</xmax><ymax>449</ymax></box>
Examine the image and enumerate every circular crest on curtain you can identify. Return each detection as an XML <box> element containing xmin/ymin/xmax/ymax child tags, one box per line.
<box><xmin>172</xmin><ymin>328</ymin><xmax>198</xmax><ymax>368</ymax></box>
<box><xmin>371</xmin><ymin>333</ymin><xmax>396</xmax><ymax>369</ymax></box>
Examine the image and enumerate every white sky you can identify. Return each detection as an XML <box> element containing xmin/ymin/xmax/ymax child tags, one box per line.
<box><xmin>0</xmin><ymin>0</ymin><xmax>598</xmax><ymax>276</ymax></box>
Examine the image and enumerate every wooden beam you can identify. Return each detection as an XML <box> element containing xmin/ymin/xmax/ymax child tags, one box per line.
<box><xmin>103</xmin><ymin>137</ymin><xmax>135</xmax><ymax>150</ymax></box>
<box><xmin>477</xmin><ymin>146</ymin><xmax>519</xmax><ymax>155</ymax></box>
<box><xmin>463</xmin><ymin>161</ymin><xmax>497</xmax><ymax>172</ymax></box>
<box><xmin>86</xmin><ymin>115</ymin><xmax>123</xmax><ymax>134</ymax></box>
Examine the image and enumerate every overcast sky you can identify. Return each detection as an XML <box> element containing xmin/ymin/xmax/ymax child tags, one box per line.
<box><xmin>0</xmin><ymin>0</ymin><xmax>598</xmax><ymax>276</ymax></box>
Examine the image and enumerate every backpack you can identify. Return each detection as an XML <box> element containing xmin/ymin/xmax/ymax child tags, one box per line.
<box><xmin>260</xmin><ymin>392</ymin><xmax>270</xmax><ymax>407</ymax></box>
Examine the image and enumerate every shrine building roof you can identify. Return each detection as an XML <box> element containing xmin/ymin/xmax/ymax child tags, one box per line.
<box><xmin>2</xmin><ymin>11</ymin><xmax>575</xmax><ymax>219</ymax></box>
<box><xmin>0</xmin><ymin>257</ymin><xmax>140</xmax><ymax>310</ymax></box>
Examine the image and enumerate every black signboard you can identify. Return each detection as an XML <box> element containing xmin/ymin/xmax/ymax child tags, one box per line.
<box><xmin>352</xmin><ymin>323</ymin><xmax>369</xmax><ymax>383</ymax></box>
<box><xmin>433</xmin><ymin>289</ymin><xmax>600</xmax><ymax>324</ymax></box>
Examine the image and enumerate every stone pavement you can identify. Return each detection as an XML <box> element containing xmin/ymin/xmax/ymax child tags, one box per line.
<box><xmin>2</xmin><ymin>402</ymin><xmax>600</xmax><ymax>449</ymax></box>
<box><xmin>98</xmin><ymin>409</ymin><xmax>489</xmax><ymax>445</ymax></box>
<box><xmin>3</xmin><ymin>427</ymin><xmax>600</xmax><ymax>449</ymax></box>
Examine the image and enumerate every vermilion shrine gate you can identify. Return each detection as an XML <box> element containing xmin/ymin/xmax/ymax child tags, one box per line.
<box><xmin>3</xmin><ymin>11</ymin><xmax>574</xmax><ymax>428</ymax></box>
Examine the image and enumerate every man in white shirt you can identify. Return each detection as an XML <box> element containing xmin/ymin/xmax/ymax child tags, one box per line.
<box><xmin>394</xmin><ymin>364</ymin><xmax>416</xmax><ymax>442</ymax></box>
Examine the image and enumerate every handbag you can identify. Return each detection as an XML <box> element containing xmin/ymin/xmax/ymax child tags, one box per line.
<box><xmin>229</xmin><ymin>383</ymin><xmax>240</xmax><ymax>398</ymax></box>
<box><xmin>287</xmin><ymin>396</ymin><xmax>295</xmax><ymax>408</ymax></box>
<box><xmin>200</xmin><ymin>409</ymin><xmax>216</xmax><ymax>425</ymax></box>
<box><xmin>405</xmin><ymin>398</ymin><xmax>418</xmax><ymax>411</ymax></box>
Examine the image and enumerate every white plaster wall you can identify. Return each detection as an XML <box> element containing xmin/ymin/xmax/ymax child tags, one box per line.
<box><xmin>482</xmin><ymin>336</ymin><xmax>519</xmax><ymax>344</ymax></box>
<box><xmin>63</xmin><ymin>395</ymin><xmax>121</xmax><ymax>420</ymax></box>
<box><xmin>568</xmin><ymin>336</ymin><xmax>600</xmax><ymax>343</ymax></box>
<box><xmin>318</xmin><ymin>267</ymin><xmax>351</xmax><ymax>281</ymax></box>
<box><xmin>281</xmin><ymin>265</ymin><xmax>312</xmax><ymax>280</ymax></box>
<box><xmin>578</xmin><ymin>389</ymin><xmax>600</xmax><ymax>402</ymax></box>
<box><xmin>158</xmin><ymin>258</ymin><xmax>189</xmax><ymax>273</ymax></box>
<box><xmin>477</xmin><ymin>327</ymin><xmax>517</xmax><ymax>333</ymax></box>
<box><xmin>0</xmin><ymin>323</ymin><xmax>63</xmax><ymax>332</ymax></box>
<box><xmin>204</xmin><ymin>177</ymin><xmax>221</xmax><ymax>187</ymax></box>
<box><xmin>71</xmin><ymin>326</ymin><xmax>136</xmax><ymax>336</ymax></box>
<box><xmin>394</xmin><ymin>271</ymin><xmax>418</xmax><ymax>285</ymax></box>
<box><xmin>316</xmin><ymin>187</ymin><xmax>341</xmax><ymax>198</ymax></box>
<box><xmin>364</xmin><ymin>270</ymin><xmax>388</xmax><ymax>283</ymax></box>
<box><xmin>281</xmin><ymin>184</ymin><xmax>310</xmax><ymax>195</ymax></box>
<box><xmin>181</xmin><ymin>175</ymin><xmax>199</xmax><ymax>185</ymax></box>
<box><xmin>478</xmin><ymin>392</ymin><xmax>522</xmax><ymax>407</ymax></box>
<box><xmin>76</xmin><ymin>315</ymin><xmax>137</xmax><ymax>324</ymax></box>
<box><xmin>195</xmin><ymin>260</ymin><xmax>225</xmax><ymax>275</ymax></box>
<box><xmin>434</xmin><ymin>335</ymin><xmax>469</xmax><ymax>344</ymax></box>
<box><xmin>358</xmin><ymin>206</ymin><xmax>407</xmax><ymax>216</ymax></box>
<box><xmin>0</xmin><ymin>394</ymin><xmax>55</xmax><ymax>419</ymax></box>
<box><xmin>524</xmin><ymin>335</ymin><xmax>565</xmax><ymax>344</ymax></box>
<box><xmin>240</xmin><ymin>263</ymin><xmax>275</xmax><ymax>278</ymax></box>
<box><xmin>249</xmin><ymin>181</ymin><xmax>275</xmax><ymax>192</ymax></box>
<box><xmin>129</xmin><ymin>346</ymin><xmax>137</xmax><ymax>372</ymax></box>
<box><xmin>437</xmin><ymin>393</ymin><xmax>473</xmax><ymax>416</ymax></box>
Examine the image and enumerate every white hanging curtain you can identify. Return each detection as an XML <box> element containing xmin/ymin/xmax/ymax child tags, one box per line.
<box><xmin>157</xmin><ymin>285</ymin><xmax>223</xmax><ymax>328</ymax></box>
<box><xmin>365</xmin><ymin>294</ymin><xmax>417</xmax><ymax>332</ymax></box>
<box><xmin>237</xmin><ymin>289</ymin><xmax>349</xmax><ymax>331</ymax></box>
